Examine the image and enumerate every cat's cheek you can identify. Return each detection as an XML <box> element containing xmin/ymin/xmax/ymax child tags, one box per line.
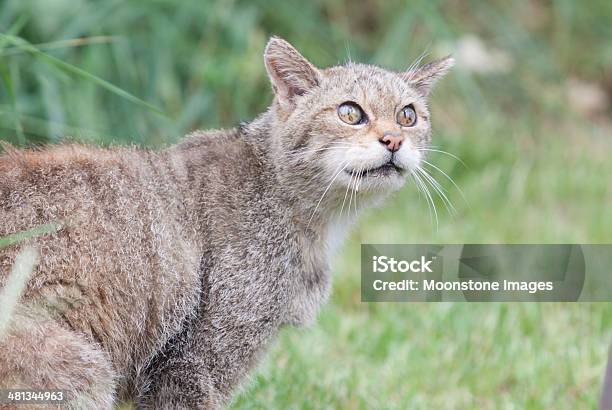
<box><xmin>395</xmin><ymin>146</ymin><xmax>422</xmax><ymax>172</ymax></box>
<box><xmin>321</xmin><ymin>150</ymin><xmax>348</xmax><ymax>176</ymax></box>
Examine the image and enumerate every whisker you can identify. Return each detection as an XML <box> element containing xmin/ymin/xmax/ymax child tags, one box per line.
<box><xmin>353</xmin><ymin>167</ymin><xmax>363</xmax><ymax>218</ymax></box>
<box><xmin>288</xmin><ymin>145</ymin><xmax>352</xmax><ymax>157</ymax></box>
<box><xmin>347</xmin><ymin>167</ymin><xmax>359</xmax><ymax>219</ymax></box>
<box><xmin>421</xmin><ymin>159</ymin><xmax>468</xmax><ymax>205</ymax></box>
<box><xmin>290</xmin><ymin>142</ymin><xmax>353</xmax><ymax>151</ymax></box>
<box><xmin>410</xmin><ymin>172</ymin><xmax>430</xmax><ymax>224</ymax></box>
<box><xmin>307</xmin><ymin>160</ymin><xmax>349</xmax><ymax>228</ymax></box>
<box><xmin>292</xmin><ymin>143</ymin><xmax>353</xmax><ymax>152</ymax></box>
<box><xmin>344</xmin><ymin>39</ymin><xmax>353</xmax><ymax>65</ymax></box>
<box><xmin>417</xmin><ymin>167</ymin><xmax>455</xmax><ymax>215</ymax></box>
<box><xmin>416</xmin><ymin>148</ymin><xmax>467</xmax><ymax>167</ymax></box>
<box><xmin>411</xmin><ymin>170</ymin><xmax>438</xmax><ymax>229</ymax></box>
<box><xmin>357</xmin><ymin>168</ymin><xmax>365</xmax><ymax>215</ymax></box>
<box><xmin>412</xmin><ymin>172</ymin><xmax>432</xmax><ymax>224</ymax></box>
<box><xmin>339</xmin><ymin>171</ymin><xmax>353</xmax><ymax>220</ymax></box>
<box><xmin>416</xmin><ymin>167</ymin><xmax>456</xmax><ymax>215</ymax></box>
<box><xmin>405</xmin><ymin>48</ymin><xmax>431</xmax><ymax>77</ymax></box>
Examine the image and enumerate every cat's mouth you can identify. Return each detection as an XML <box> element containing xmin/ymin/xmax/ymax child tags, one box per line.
<box><xmin>345</xmin><ymin>161</ymin><xmax>405</xmax><ymax>177</ymax></box>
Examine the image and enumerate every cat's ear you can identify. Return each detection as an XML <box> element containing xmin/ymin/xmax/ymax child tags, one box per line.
<box><xmin>402</xmin><ymin>55</ymin><xmax>454</xmax><ymax>97</ymax></box>
<box><xmin>264</xmin><ymin>36</ymin><xmax>321</xmax><ymax>106</ymax></box>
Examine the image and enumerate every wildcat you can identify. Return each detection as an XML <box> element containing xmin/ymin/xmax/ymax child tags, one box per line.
<box><xmin>0</xmin><ymin>37</ymin><xmax>453</xmax><ymax>409</ymax></box>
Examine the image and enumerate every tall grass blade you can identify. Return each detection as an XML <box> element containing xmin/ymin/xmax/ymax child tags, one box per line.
<box><xmin>0</xmin><ymin>33</ymin><xmax>167</xmax><ymax>117</ymax></box>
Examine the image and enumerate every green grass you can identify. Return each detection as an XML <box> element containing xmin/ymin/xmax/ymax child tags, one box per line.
<box><xmin>1</xmin><ymin>0</ymin><xmax>611</xmax><ymax>408</ymax></box>
<box><xmin>233</xmin><ymin>303</ymin><xmax>611</xmax><ymax>409</ymax></box>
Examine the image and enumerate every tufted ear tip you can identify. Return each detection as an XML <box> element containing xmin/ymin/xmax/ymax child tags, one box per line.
<box><xmin>264</xmin><ymin>36</ymin><xmax>288</xmax><ymax>54</ymax></box>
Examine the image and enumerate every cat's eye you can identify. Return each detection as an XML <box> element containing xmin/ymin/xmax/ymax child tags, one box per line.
<box><xmin>338</xmin><ymin>102</ymin><xmax>365</xmax><ymax>125</ymax></box>
<box><xmin>397</xmin><ymin>104</ymin><xmax>417</xmax><ymax>127</ymax></box>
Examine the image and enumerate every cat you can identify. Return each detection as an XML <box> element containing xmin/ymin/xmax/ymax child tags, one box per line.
<box><xmin>0</xmin><ymin>36</ymin><xmax>453</xmax><ymax>409</ymax></box>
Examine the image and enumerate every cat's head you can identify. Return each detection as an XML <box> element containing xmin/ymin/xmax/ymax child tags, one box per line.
<box><xmin>263</xmin><ymin>36</ymin><xmax>453</xmax><ymax>198</ymax></box>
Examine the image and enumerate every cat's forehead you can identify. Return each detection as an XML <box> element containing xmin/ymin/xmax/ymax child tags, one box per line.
<box><xmin>321</xmin><ymin>63</ymin><xmax>418</xmax><ymax>101</ymax></box>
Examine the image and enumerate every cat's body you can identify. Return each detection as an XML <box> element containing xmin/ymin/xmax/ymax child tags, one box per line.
<box><xmin>0</xmin><ymin>123</ymin><xmax>330</xmax><ymax>407</ymax></box>
<box><xmin>0</xmin><ymin>143</ymin><xmax>202</xmax><ymax>405</ymax></box>
<box><xmin>0</xmin><ymin>37</ymin><xmax>452</xmax><ymax>408</ymax></box>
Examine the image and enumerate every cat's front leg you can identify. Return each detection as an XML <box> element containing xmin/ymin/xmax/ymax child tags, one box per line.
<box><xmin>136</xmin><ymin>354</ymin><xmax>226</xmax><ymax>409</ymax></box>
<box><xmin>136</xmin><ymin>302</ymin><xmax>279</xmax><ymax>408</ymax></box>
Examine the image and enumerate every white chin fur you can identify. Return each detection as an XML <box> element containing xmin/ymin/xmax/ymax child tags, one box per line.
<box><xmin>324</xmin><ymin>142</ymin><xmax>421</xmax><ymax>192</ymax></box>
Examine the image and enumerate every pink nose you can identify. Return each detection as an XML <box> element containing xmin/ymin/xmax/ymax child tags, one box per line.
<box><xmin>379</xmin><ymin>133</ymin><xmax>404</xmax><ymax>152</ymax></box>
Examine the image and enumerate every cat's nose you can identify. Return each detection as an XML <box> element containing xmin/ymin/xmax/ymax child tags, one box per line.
<box><xmin>379</xmin><ymin>131</ymin><xmax>404</xmax><ymax>152</ymax></box>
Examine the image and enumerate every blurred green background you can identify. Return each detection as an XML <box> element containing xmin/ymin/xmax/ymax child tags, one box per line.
<box><xmin>1</xmin><ymin>0</ymin><xmax>611</xmax><ymax>408</ymax></box>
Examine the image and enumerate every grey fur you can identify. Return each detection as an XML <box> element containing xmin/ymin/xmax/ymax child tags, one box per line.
<box><xmin>0</xmin><ymin>37</ymin><xmax>452</xmax><ymax>409</ymax></box>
